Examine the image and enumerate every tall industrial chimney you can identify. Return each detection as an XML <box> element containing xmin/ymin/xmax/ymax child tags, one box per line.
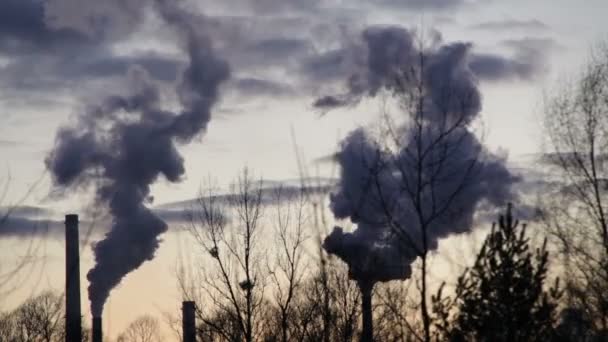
<box><xmin>92</xmin><ymin>316</ymin><xmax>102</xmax><ymax>342</ymax></box>
<box><xmin>182</xmin><ymin>301</ymin><xmax>196</xmax><ymax>342</ymax></box>
<box><xmin>65</xmin><ymin>214</ymin><xmax>82</xmax><ymax>342</ymax></box>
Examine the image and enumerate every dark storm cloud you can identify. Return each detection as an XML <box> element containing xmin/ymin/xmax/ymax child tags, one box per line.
<box><xmin>0</xmin><ymin>1</ymin><xmax>314</xmax><ymax>100</ymax></box>
<box><xmin>470</xmin><ymin>37</ymin><xmax>557</xmax><ymax>82</ymax></box>
<box><xmin>0</xmin><ymin>0</ymin><xmax>91</xmax><ymax>56</ymax></box>
<box><xmin>0</xmin><ymin>50</ymin><xmax>182</xmax><ymax>93</ymax></box>
<box><xmin>0</xmin><ymin>0</ymin><xmax>176</xmax><ymax>99</ymax></box>
<box><xmin>471</xmin><ymin>19</ymin><xmax>549</xmax><ymax>31</ymax></box>
<box><xmin>0</xmin><ymin>0</ymin><xmax>556</xmax><ymax>115</ymax></box>
<box><xmin>43</xmin><ymin>0</ymin><xmax>148</xmax><ymax>40</ymax></box>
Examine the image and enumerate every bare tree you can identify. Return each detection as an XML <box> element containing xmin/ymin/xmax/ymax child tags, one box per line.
<box><xmin>0</xmin><ymin>311</ymin><xmax>19</xmax><ymax>342</ymax></box>
<box><xmin>286</xmin><ymin>261</ymin><xmax>361</xmax><ymax>342</ymax></box>
<box><xmin>0</xmin><ymin>291</ymin><xmax>64</xmax><ymax>342</ymax></box>
<box><xmin>267</xmin><ymin>187</ymin><xmax>309</xmax><ymax>342</ymax></box>
<box><xmin>542</xmin><ymin>43</ymin><xmax>608</xmax><ymax>334</ymax></box>
<box><xmin>116</xmin><ymin>315</ymin><xmax>162</xmax><ymax>342</ymax></box>
<box><xmin>185</xmin><ymin>168</ymin><xmax>266</xmax><ymax>342</ymax></box>
<box><xmin>380</xmin><ymin>49</ymin><xmax>491</xmax><ymax>341</ymax></box>
<box><xmin>0</xmin><ymin>173</ymin><xmax>44</xmax><ymax>301</ymax></box>
<box><xmin>375</xmin><ymin>281</ymin><xmax>418</xmax><ymax>342</ymax></box>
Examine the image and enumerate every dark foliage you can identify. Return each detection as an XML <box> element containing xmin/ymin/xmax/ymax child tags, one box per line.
<box><xmin>432</xmin><ymin>204</ymin><xmax>561</xmax><ymax>342</ymax></box>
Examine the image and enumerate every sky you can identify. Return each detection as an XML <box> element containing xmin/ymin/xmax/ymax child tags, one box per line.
<box><xmin>0</xmin><ymin>0</ymin><xmax>607</xmax><ymax>339</ymax></box>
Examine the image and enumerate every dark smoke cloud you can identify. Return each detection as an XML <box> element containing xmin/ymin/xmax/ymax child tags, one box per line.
<box><xmin>309</xmin><ymin>27</ymin><xmax>555</xmax><ymax>107</ymax></box>
<box><xmin>308</xmin><ymin>26</ymin><xmax>421</xmax><ymax>109</ymax></box>
<box><xmin>323</xmin><ymin>130</ymin><xmax>416</xmax><ymax>281</ymax></box>
<box><xmin>322</xmin><ymin>25</ymin><xmax>518</xmax><ymax>285</ymax></box>
<box><xmin>46</xmin><ymin>0</ymin><xmax>229</xmax><ymax>316</ymax></box>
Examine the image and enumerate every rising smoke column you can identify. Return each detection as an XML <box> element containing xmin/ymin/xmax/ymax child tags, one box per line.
<box><xmin>45</xmin><ymin>0</ymin><xmax>229</xmax><ymax>316</ymax></box>
<box><xmin>321</xmin><ymin>26</ymin><xmax>518</xmax><ymax>286</ymax></box>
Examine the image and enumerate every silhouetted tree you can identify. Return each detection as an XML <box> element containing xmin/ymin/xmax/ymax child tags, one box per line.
<box><xmin>432</xmin><ymin>205</ymin><xmax>560</xmax><ymax>341</ymax></box>
<box><xmin>185</xmin><ymin>169</ymin><xmax>266</xmax><ymax>342</ymax></box>
<box><xmin>541</xmin><ymin>42</ymin><xmax>608</xmax><ymax>333</ymax></box>
<box><xmin>116</xmin><ymin>315</ymin><xmax>162</xmax><ymax>342</ymax></box>
<box><xmin>0</xmin><ymin>291</ymin><xmax>64</xmax><ymax>342</ymax></box>
<box><xmin>287</xmin><ymin>263</ymin><xmax>361</xmax><ymax>342</ymax></box>
<box><xmin>266</xmin><ymin>187</ymin><xmax>309</xmax><ymax>342</ymax></box>
<box><xmin>0</xmin><ymin>174</ymin><xmax>43</xmax><ymax>301</ymax></box>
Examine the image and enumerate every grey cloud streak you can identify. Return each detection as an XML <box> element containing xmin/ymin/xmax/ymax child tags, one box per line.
<box><xmin>470</xmin><ymin>38</ymin><xmax>558</xmax><ymax>82</ymax></box>
<box><xmin>471</xmin><ymin>19</ymin><xmax>549</xmax><ymax>31</ymax></box>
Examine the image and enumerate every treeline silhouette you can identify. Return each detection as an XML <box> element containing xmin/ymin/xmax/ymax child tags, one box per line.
<box><xmin>2</xmin><ymin>201</ymin><xmax>604</xmax><ymax>342</ymax></box>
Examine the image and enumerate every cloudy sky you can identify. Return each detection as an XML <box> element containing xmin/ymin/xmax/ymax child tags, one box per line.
<box><xmin>0</xmin><ymin>0</ymin><xmax>607</xmax><ymax>338</ymax></box>
<box><xmin>0</xmin><ymin>0</ymin><xmax>604</xmax><ymax>209</ymax></box>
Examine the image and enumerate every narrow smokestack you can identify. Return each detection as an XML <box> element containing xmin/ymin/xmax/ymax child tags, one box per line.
<box><xmin>92</xmin><ymin>317</ymin><xmax>102</xmax><ymax>342</ymax></box>
<box><xmin>65</xmin><ymin>214</ymin><xmax>82</xmax><ymax>342</ymax></box>
<box><xmin>182</xmin><ymin>301</ymin><xmax>196</xmax><ymax>342</ymax></box>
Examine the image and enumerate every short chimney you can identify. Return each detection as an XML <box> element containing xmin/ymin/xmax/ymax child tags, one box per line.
<box><xmin>92</xmin><ymin>316</ymin><xmax>102</xmax><ymax>342</ymax></box>
<box><xmin>182</xmin><ymin>301</ymin><xmax>196</xmax><ymax>342</ymax></box>
<box><xmin>65</xmin><ymin>214</ymin><xmax>82</xmax><ymax>342</ymax></box>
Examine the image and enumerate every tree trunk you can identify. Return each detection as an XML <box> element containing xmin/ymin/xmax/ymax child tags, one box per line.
<box><xmin>421</xmin><ymin>253</ymin><xmax>431</xmax><ymax>342</ymax></box>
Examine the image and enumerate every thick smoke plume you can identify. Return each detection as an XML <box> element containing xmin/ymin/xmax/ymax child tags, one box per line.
<box><xmin>46</xmin><ymin>0</ymin><xmax>229</xmax><ymax>316</ymax></box>
<box><xmin>322</xmin><ymin>26</ymin><xmax>518</xmax><ymax>285</ymax></box>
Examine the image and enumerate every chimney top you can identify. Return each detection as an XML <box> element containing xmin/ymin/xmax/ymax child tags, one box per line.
<box><xmin>65</xmin><ymin>214</ymin><xmax>79</xmax><ymax>224</ymax></box>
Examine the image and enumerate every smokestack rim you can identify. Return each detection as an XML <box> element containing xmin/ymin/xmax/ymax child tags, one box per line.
<box><xmin>66</xmin><ymin>214</ymin><xmax>79</xmax><ymax>225</ymax></box>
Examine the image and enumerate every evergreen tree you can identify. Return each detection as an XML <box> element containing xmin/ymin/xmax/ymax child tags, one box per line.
<box><xmin>433</xmin><ymin>204</ymin><xmax>561</xmax><ymax>341</ymax></box>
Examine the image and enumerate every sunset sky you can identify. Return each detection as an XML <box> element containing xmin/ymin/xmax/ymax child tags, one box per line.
<box><xmin>0</xmin><ymin>0</ymin><xmax>607</xmax><ymax>339</ymax></box>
